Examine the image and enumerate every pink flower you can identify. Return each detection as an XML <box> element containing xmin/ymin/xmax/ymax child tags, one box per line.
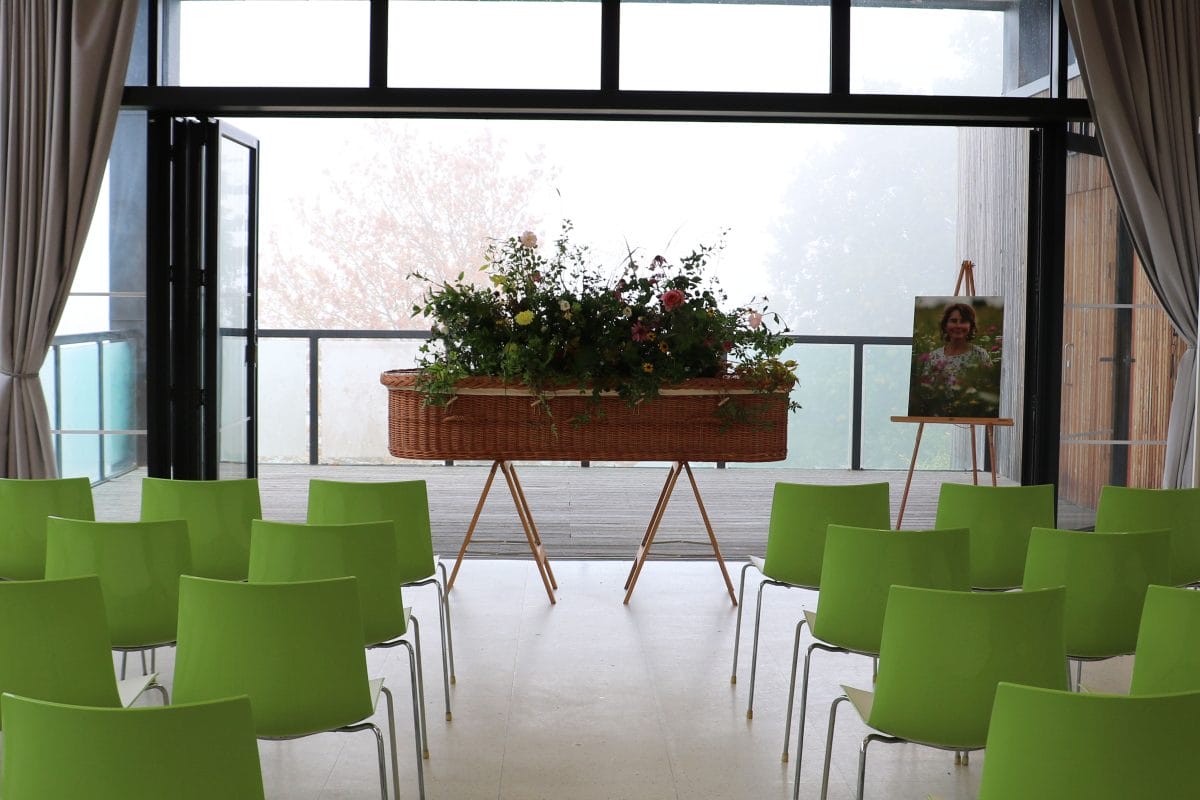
<box><xmin>919</xmin><ymin>352</ymin><xmax>932</xmax><ymax>362</ymax></box>
<box><xmin>661</xmin><ymin>289</ymin><xmax>686</xmax><ymax>311</ymax></box>
<box><xmin>631</xmin><ymin>321</ymin><xmax>651</xmax><ymax>342</ymax></box>
<box><xmin>747</xmin><ymin>311</ymin><xmax>763</xmax><ymax>329</ymax></box>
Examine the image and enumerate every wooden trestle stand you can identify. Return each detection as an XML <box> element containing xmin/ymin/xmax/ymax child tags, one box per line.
<box><xmin>892</xmin><ymin>260</ymin><xmax>1013</xmax><ymax>529</ymax></box>
<box><xmin>443</xmin><ymin>459</ymin><xmax>738</xmax><ymax>606</ymax></box>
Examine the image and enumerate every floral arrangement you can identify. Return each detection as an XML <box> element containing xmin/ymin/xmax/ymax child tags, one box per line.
<box><xmin>410</xmin><ymin>222</ymin><xmax>797</xmax><ymax>423</ymax></box>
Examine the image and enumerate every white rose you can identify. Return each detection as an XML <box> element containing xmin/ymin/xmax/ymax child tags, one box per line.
<box><xmin>519</xmin><ymin>231</ymin><xmax>538</xmax><ymax>248</ymax></box>
<box><xmin>559</xmin><ymin>299</ymin><xmax>571</xmax><ymax>312</ymax></box>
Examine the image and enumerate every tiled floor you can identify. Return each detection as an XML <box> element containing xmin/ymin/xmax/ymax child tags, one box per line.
<box><xmin>137</xmin><ymin>558</ymin><xmax>1131</xmax><ymax>800</ymax></box>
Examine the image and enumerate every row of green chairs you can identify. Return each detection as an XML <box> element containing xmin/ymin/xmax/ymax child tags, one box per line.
<box><xmin>0</xmin><ymin>474</ymin><xmax>456</xmax><ymax>714</ymax></box>
<box><xmin>813</xmin><ymin>582</ymin><xmax>1200</xmax><ymax>799</ymax></box>
<box><xmin>0</xmin><ymin>574</ymin><xmax>410</xmax><ymax>799</ymax></box>
<box><xmin>977</xmin><ymin>585</ymin><xmax>1200</xmax><ymax>798</ymax></box>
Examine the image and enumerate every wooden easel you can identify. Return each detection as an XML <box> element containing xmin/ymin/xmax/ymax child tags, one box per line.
<box><xmin>892</xmin><ymin>260</ymin><xmax>1014</xmax><ymax>528</ymax></box>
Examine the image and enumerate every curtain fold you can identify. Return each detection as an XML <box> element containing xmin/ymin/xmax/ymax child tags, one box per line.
<box><xmin>1061</xmin><ymin>0</ymin><xmax>1200</xmax><ymax>487</ymax></box>
<box><xmin>0</xmin><ymin>0</ymin><xmax>138</xmax><ymax>477</ymax></box>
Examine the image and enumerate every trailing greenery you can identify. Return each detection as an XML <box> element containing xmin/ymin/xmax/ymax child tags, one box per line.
<box><xmin>411</xmin><ymin>222</ymin><xmax>798</xmax><ymax>422</ymax></box>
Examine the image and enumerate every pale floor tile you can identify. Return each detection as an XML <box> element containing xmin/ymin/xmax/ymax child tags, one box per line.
<box><xmin>128</xmin><ymin>558</ymin><xmax>1133</xmax><ymax>799</ymax></box>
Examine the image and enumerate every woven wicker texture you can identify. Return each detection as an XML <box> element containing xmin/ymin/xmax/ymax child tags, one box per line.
<box><xmin>381</xmin><ymin>370</ymin><xmax>789</xmax><ymax>462</ymax></box>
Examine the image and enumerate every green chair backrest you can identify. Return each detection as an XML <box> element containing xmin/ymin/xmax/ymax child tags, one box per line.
<box><xmin>248</xmin><ymin>519</ymin><xmax>407</xmax><ymax>646</ymax></box>
<box><xmin>811</xmin><ymin>525</ymin><xmax>971</xmax><ymax>655</ymax></box>
<box><xmin>761</xmin><ymin>482</ymin><xmax>891</xmax><ymax>588</ymax></box>
<box><xmin>140</xmin><ymin>477</ymin><xmax>262</xmax><ymax>581</ymax></box>
<box><xmin>1021</xmin><ymin>527</ymin><xmax>1171</xmax><ymax>659</ymax></box>
<box><xmin>306</xmin><ymin>478</ymin><xmax>435</xmax><ymax>585</ymax></box>
<box><xmin>868</xmin><ymin>585</ymin><xmax>1067</xmax><ymax>750</ymax></box>
<box><xmin>1094</xmin><ymin>485</ymin><xmax>1200</xmax><ymax>585</ymax></box>
<box><xmin>173</xmin><ymin>575</ymin><xmax>374</xmax><ymax>738</ymax></box>
<box><xmin>45</xmin><ymin>517</ymin><xmax>192</xmax><ymax>649</ymax></box>
<box><xmin>1</xmin><ymin>693</ymin><xmax>266</xmax><ymax>799</ymax></box>
<box><xmin>979</xmin><ymin>682</ymin><xmax>1200</xmax><ymax>800</ymax></box>
<box><xmin>934</xmin><ymin>482</ymin><xmax>1055</xmax><ymax>589</ymax></box>
<box><xmin>1130</xmin><ymin>584</ymin><xmax>1200</xmax><ymax>695</ymax></box>
<box><xmin>0</xmin><ymin>477</ymin><xmax>95</xmax><ymax>580</ymax></box>
<box><xmin>0</xmin><ymin>576</ymin><xmax>121</xmax><ymax>729</ymax></box>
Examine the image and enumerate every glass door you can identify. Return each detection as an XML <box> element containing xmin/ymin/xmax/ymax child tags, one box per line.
<box><xmin>208</xmin><ymin>121</ymin><xmax>258</xmax><ymax>478</ymax></box>
<box><xmin>150</xmin><ymin>117</ymin><xmax>258</xmax><ymax>479</ymax></box>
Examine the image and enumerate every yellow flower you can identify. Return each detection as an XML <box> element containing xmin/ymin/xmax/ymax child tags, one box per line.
<box><xmin>659</xmin><ymin>342</ymin><xmax>670</xmax><ymax>353</ymax></box>
<box><xmin>642</xmin><ymin>362</ymin><xmax>654</xmax><ymax>373</ymax></box>
<box><xmin>646</xmin><ymin>331</ymin><xmax>657</xmax><ymax>341</ymax></box>
<box><xmin>515</xmin><ymin>310</ymin><xmax>535</xmax><ymax>326</ymax></box>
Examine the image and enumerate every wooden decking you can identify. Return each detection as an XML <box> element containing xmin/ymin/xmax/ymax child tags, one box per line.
<box><xmin>93</xmin><ymin>463</ymin><xmax>1027</xmax><ymax>561</ymax></box>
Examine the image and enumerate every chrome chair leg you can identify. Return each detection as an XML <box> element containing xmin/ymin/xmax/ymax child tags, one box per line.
<box><xmin>781</xmin><ymin>618</ymin><xmax>809</xmax><ymax>762</ymax></box>
<box><xmin>381</xmin><ymin>687</ymin><xmax>403</xmax><ymax>800</ymax></box>
<box><xmin>433</xmin><ymin>581</ymin><xmax>452</xmax><ymax>718</ymax></box>
<box><xmin>856</xmin><ymin>733</ymin><xmax>900</xmax><ymax>800</ymax></box>
<box><xmin>746</xmin><ymin>578</ymin><xmax>770</xmax><ymax>718</ymax></box>
<box><xmin>731</xmin><ymin>560</ymin><xmax>755</xmax><ymax>684</ymax></box>
<box><xmin>437</xmin><ymin>560</ymin><xmax>456</xmax><ymax>684</ymax></box>
<box><xmin>396</xmin><ymin>644</ymin><xmax>426</xmax><ymax>800</ymax></box>
<box><xmin>816</xmin><ymin>694</ymin><xmax>849</xmax><ymax>800</ymax></box>
<box><xmin>408</xmin><ymin>616</ymin><xmax>431</xmax><ymax>758</ymax></box>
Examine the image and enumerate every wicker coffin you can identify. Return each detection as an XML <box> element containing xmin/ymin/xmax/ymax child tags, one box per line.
<box><xmin>381</xmin><ymin>369</ymin><xmax>790</xmax><ymax>462</ymax></box>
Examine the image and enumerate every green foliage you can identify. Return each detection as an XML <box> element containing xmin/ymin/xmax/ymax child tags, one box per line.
<box><xmin>411</xmin><ymin>221</ymin><xmax>798</xmax><ymax>419</ymax></box>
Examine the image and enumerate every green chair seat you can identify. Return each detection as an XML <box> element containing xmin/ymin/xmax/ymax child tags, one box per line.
<box><xmin>248</xmin><ymin>518</ymin><xmax>430</xmax><ymax>770</ymax></box>
<box><xmin>816</xmin><ymin>586</ymin><xmax>1067</xmax><ymax>800</ymax></box>
<box><xmin>0</xmin><ymin>575</ymin><xmax>166</xmax><ymax>730</ymax></box>
<box><xmin>139</xmin><ymin>477</ymin><xmax>261</xmax><ymax>581</ymax></box>
<box><xmin>731</xmin><ymin>481</ymin><xmax>891</xmax><ymax>721</ymax></box>
<box><xmin>1130</xmin><ymin>584</ymin><xmax>1200</xmax><ymax>695</ymax></box>
<box><xmin>1094</xmin><ymin>485</ymin><xmax>1200</xmax><ymax>586</ymax></box>
<box><xmin>979</xmin><ymin>682</ymin><xmax>1200</xmax><ymax>799</ymax></box>
<box><xmin>1</xmin><ymin>693</ymin><xmax>265</xmax><ymax>799</ymax></box>
<box><xmin>173</xmin><ymin>575</ymin><xmax>406</xmax><ymax>800</ymax></box>
<box><xmin>0</xmin><ymin>477</ymin><xmax>94</xmax><ymax>580</ymax></box>
<box><xmin>785</xmin><ymin>524</ymin><xmax>970</xmax><ymax>772</ymax></box>
<box><xmin>934</xmin><ymin>482</ymin><xmax>1055</xmax><ymax>590</ymax></box>
<box><xmin>1021</xmin><ymin>526</ymin><xmax>1170</xmax><ymax>686</ymax></box>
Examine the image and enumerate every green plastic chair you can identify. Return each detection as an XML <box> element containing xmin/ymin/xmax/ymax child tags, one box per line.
<box><xmin>139</xmin><ymin>477</ymin><xmax>262</xmax><ymax>581</ymax></box>
<box><xmin>0</xmin><ymin>476</ymin><xmax>94</xmax><ymax>579</ymax></box>
<box><xmin>784</xmin><ymin>524</ymin><xmax>971</xmax><ymax>777</ymax></box>
<box><xmin>173</xmin><ymin>575</ymin><xmax>409</xmax><ymax>800</ymax></box>
<box><xmin>1094</xmin><ymin>485</ymin><xmax>1200</xmax><ymax>585</ymax></box>
<box><xmin>815</xmin><ymin>585</ymin><xmax>1067</xmax><ymax>800</ymax></box>
<box><xmin>934</xmin><ymin>482</ymin><xmax>1055</xmax><ymax>590</ymax></box>
<box><xmin>979</xmin><ymin>682</ymin><xmax>1200</xmax><ymax>799</ymax></box>
<box><xmin>248</xmin><ymin>519</ymin><xmax>429</xmax><ymax>767</ymax></box>
<box><xmin>1</xmin><ymin>693</ymin><xmax>265</xmax><ymax>799</ymax></box>
<box><xmin>44</xmin><ymin>516</ymin><xmax>192</xmax><ymax>679</ymax></box>
<box><xmin>307</xmin><ymin>478</ymin><xmax>455</xmax><ymax>699</ymax></box>
<box><xmin>1022</xmin><ymin>526</ymin><xmax>1171</xmax><ymax>689</ymax></box>
<box><xmin>0</xmin><ymin>575</ymin><xmax>166</xmax><ymax>730</ymax></box>
<box><xmin>731</xmin><ymin>481</ymin><xmax>891</xmax><ymax>719</ymax></box>
<box><xmin>1130</xmin><ymin>584</ymin><xmax>1200</xmax><ymax>695</ymax></box>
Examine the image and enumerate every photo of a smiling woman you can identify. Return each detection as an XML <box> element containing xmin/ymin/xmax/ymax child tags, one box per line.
<box><xmin>908</xmin><ymin>296</ymin><xmax>1004</xmax><ymax>418</ymax></box>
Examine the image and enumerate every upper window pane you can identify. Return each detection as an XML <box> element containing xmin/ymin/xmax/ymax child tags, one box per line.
<box><xmin>178</xmin><ymin>0</ymin><xmax>370</xmax><ymax>87</ymax></box>
<box><xmin>850</xmin><ymin>2</ymin><xmax>1009</xmax><ymax>95</ymax></box>
<box><xmin>621</xmin><ymin>1</ymin><xmax>830</xmax><ymax>92</ymax></box>
<box><xmin>388</xmin><ymin>0</ymin><xmax>601</xmax><ymax>89</ymax></box>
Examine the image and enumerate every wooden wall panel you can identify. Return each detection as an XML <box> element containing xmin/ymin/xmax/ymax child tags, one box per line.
<box><xmin>956</xmin><ymin>128</ymin><xmax>1028</xmax><ymax>479</ymax></box>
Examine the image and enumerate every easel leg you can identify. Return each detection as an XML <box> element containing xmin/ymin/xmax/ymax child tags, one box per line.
<box><xmin>447</xmin><ymin>460</ymin><xmax>501</xmax><ymax>592</ymax></box>
<box><xmin>896</xmin><ymin>423</ymin><xmax>925</xmax><ymax>530</ymax></box>
<box><xmin>970</xmin><ymin>423</ymin><xmax>979</xmax><ymax>485</ymax></box>
<box><xmin>681</xmin><ymin>462</ymin><xmax>738</xmax><ymax>606</ymax></box>
<box><xmin>624</xmin><ymin>461</ymin><xmax>685</xmax><ymax>604</ymax></box>
<box><xmin>987</xmin><ymin>425</ymin><xmax>998</xmax><ymax>487</ymax></box>
<box><xmin>499</xmin><ymin>461</ymin><xmax>556</xmax><ymax>604</ymax></box>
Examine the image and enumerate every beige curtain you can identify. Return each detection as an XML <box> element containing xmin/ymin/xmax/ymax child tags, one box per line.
<box><xmin>1061</xmin><ymin>1</ymin><xmax>1200</xmax><ymax>488</ymax></box>
<box><xmin>0</xmin><ymin>0</ymin><xmax>138</xmax><ymax>477</ymax></box>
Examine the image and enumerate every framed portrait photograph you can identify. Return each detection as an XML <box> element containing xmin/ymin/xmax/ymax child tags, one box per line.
<box><xmin>907</xmin><ymin>295</ymin><xmax>1004</xmax><ymax>419</ymax></box>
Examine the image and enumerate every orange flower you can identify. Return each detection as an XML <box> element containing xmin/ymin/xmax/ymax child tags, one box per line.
<box><xmin>642</xmin><ymin>362</ymin><xmax>654</xmax><ymax>373</ymax></box>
